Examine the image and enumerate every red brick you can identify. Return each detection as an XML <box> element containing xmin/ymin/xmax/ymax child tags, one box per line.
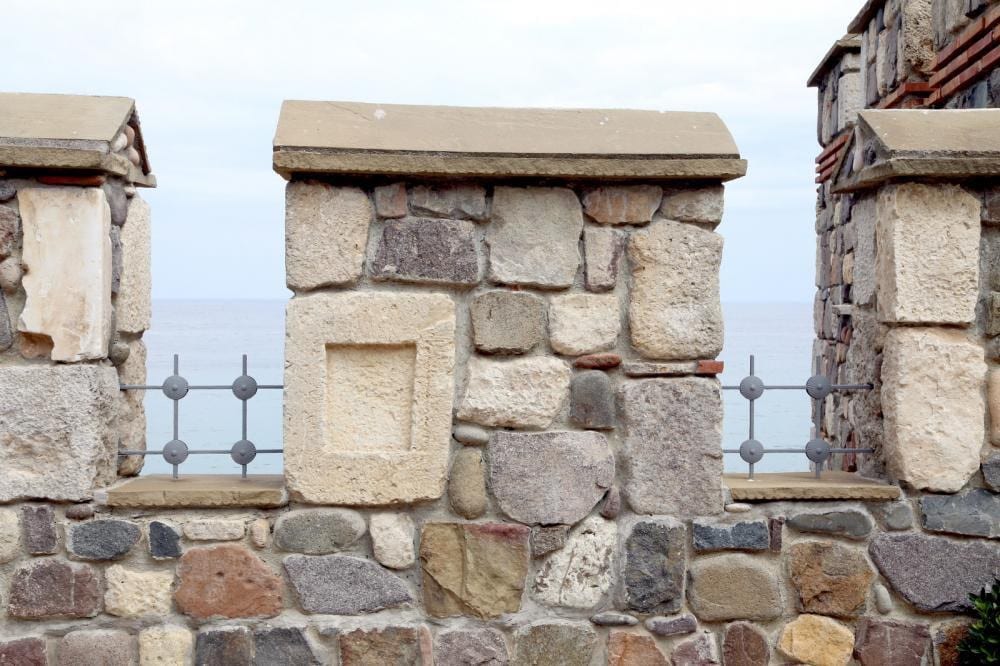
<box><xmin>574</xmin><ymin>353</ymin><xmax>622</xmax><ymax>369</ymax></box>
<box><xmin>36</xmin><ymin>175</ymin><xmax>106</xmax><ymax>187</ymax></box>
<box><xmin>695</xmin><ymin>360</ymin><xmax>724</xmax><ymax>376</ymax></box>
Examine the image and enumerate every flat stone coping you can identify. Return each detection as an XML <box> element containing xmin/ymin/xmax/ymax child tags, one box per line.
<box><xmin>102</xmin><ymin>475</ymin><xmax>287</xmax><ymax>508</ymax></box>
<box><xmin>847</xmin><ymin>0</ymin><xmax>882</xmax><ymax>34</ymax></box>
<box><xmin>725</xmin><ymin>471</ymin><xmax>901</xmax><ymax>502</ymax></box>
<box><xmin>0</xmin><ymin>92</ymin><xmax>154</xmax><ymax>185</ymax></box>
<box><xmin>272</xmin><ymin>100</ymin><xmax>747</xmax><ymax>181</ymax></box>
<box><xmin>806</xmin><ymin>34</ymin><xmax>862</xmax><ymax>88</ymax></box>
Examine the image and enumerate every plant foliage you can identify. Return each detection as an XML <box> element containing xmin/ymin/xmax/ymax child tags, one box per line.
<box><xmin>959</xmin><ymin>578</ymin><xmax>1000</xmax><ymax>665</ymax></box>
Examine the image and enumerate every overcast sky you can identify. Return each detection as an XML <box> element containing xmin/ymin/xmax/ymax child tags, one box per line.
<box><xmin>5</xmin><ymin>1</ymin><xmax>860</xmax><ymax>302</ymax></box>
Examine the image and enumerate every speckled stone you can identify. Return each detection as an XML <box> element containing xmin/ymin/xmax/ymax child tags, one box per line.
<box><xmin>67</xmin><ymin>519</ymin><xmax>140</xmax><ymax>560</ymax></box>
<box><xmin>148</xmin><ymin>521</ymin><xmax>181</xmax><ymax>559</ymax></box>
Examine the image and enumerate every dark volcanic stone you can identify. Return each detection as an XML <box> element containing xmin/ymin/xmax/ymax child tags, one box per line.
<box><xmin>8</xmin><ymin>559</ymin><xmax>100</xmax><ymax>619</ymax></box>
<box><xmin>253</xmin><ymin>627</ymin><xmax>319</xmax><ymax>666</ymax></box>
<box><xmin>769</xmin><ymin>517</ymin><xmax>784</xmax><ymax>552</ymax></box>
<box><xmin>984</xmin><ymin>453</ymin><xmax>1000</xmax><ymax>492</ymax></box>
<box><xmin>692</xmin><ymin>520</ymin><xmax>769</xmax><ymax>552</ymax></box>
<box><xmin>284</xmin><ymin>554</ymin><xmax>411</xmax><ymax>614</ymax></box>
<box><xmin>68</xmin><ymin>519</ymin><xmax>140</xmax><ymax>560</ymax></box>
<box><xmin>22</xmin><ymin>505</ymin><xmax>57</xmax><ymax>554</ymax></box>
<box><xmin>149</xmin><ymin>520</ymin><xmax>182</xmax><ymax>559</ymax></box>
<box><xmin>787</xmin><ymin>510</ymin><xmax>872</xmax><ymax>539</ymax></box>
<box><xmin>645</xmin><ymin>614</ymin><xmax>698</xmax><ymax>637</ymax></box>
<box><xmin>723</xmin><ymin>622</ymin><xmax>769</xmax><ymax>666</ymax></box>
<box><xmin>0</xmin><ymin>638</ymin><xmax>46</xmax><ymax>666</ymax></box>
<box><xmin>853</xmin><ymin>618</ymin><xmax>931</xmax><ymax>666</ymax></box>
<box><xmin>921</xmin><ymin>489</ymin><xmax>1000</xmax><ymax>538</ymax></box>
<box><xmin>196</xmin><ymin>628</ymin><xmax>253</xmax><ymax>666</ymax></box>
<box><xmin>570</xmin><ymin>371</ymin><xmax>615</xmax><ymax>430</ymax></box>
<box><xmin>371</xmin><ymin>217</ymin><xmax>480</xmax><ymax>286</ymax></box>
<box><xmin>624</xmin><ymin>519</ymin><xmax>686</xmax><ymax>613</ymax></box>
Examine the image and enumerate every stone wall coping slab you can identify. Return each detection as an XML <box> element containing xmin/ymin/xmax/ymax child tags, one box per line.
<box><xmin>807</xmin><ymin>34</ymin><xmax>863</xmax><ymax>88</ymax></box>
<box><xmin>272</xmin><ymin>100</ymin><xmax>746</xmax><ymax>181</ymax></box>
<box><xmin>725</xmin><ymin>472</ymin><xmax>901</xmax><ymax>501</ymax></box>
<box><xmin>102</xmin><ymin>475</ymin><xmax>288</xmax><ymax>508</ymax></box>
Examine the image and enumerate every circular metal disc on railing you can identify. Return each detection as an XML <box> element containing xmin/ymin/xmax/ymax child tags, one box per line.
<box><xmin>739</xmin><ymin>375</ymin><xmax>765</xmax><ymax>400</ymax></box>
<box><xmin>805</xmin><ymin>374</ymin><xmax>833</xmax><ymax>400</ymax></box>
<box><xmin>162</xmin><ymin>375</ymin><xmax>190</xmax><ymax>400</ymax></box>
<box><xmin>804</xmin><ymin>438</ymin><xmax>832</xmax><ymax>463</ymax></box>
<box><xmin>163</xmin><ymin>439</ymin><xmax>189</xmax><ymax>465</ymax></box>
<box><xmin>232</xmin><ymin>375</ymin><xmax>259</xmax><ymax>400</ymax></box>
<box><xmin>739</xmin><ymin>439</ymin><xmax>765</xmax><ymax>464</ymax></box>
<box><xmin>231</xmin><ymin>440</ymin><xmax>257</xmax><ymax>465</ymax></box>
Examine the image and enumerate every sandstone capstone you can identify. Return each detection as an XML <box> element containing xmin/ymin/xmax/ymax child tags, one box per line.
<box><xmin>458</xmin><ymin>356</ymin><xmax>570</xmax><ymax>429</ymax></box>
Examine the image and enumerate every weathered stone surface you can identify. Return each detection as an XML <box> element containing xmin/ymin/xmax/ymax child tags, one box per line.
<box><xmin>591</xmin><ymin>612</ymin><xmax>638</xmax><ymax>626</ymax></box>
<box><xmin>68</xmin><ymin>519</ymin><xmax>139</xmax><ymax>560</ymax></box>
<box><xmin>723</xmin><ymin>623</ymin><xmax>769</xmax><ymax>666</ymax></box>
<box><xmin>371</xmin><ymin>218</ymin><xmax>481</xmax><ymax>286</ymax></box>
<box><xmin>531</xmin><ymin>525</ymin><xmax>569</xmax><ymax>558</ymax></box>
<box><xmin>339</xmin><ymin>626</ymin><xmax>432</xmax><ymax>666</ymax></box>
<box><xmin>285</xmin><ymin>554</ymin><xmax>411</xmax><ymax>614</ymax></box>
<box><xmin>692</xmin><ymin>520</ymin><xmax>769</xmax><ymax>552</ymax></box>
<box><xmin>882</xmin><ymin>328</ymin><xmax>985</xmax><ymax>492</ymax></box>
<box><xmin>487</xmin><ymin>186</ymin><xmax>583</xmax><ymax>288</ymax></box>
<box><xmin>17</xmin><ymin>187</ymin><xmax>112</xmax><ymax>361</ymax></box>
<box><xmin>374</xmin><ymin>182</ymin><xmax>407</xmax><ymax>218</ymax></box>
<box><xmin>790</xmin><ymin>541</ymin><xmax>874</xmax><ymax>618</ymax></box>
<box><xmin>629</xmin><ymin>220</ymin><xmax>723</xmax><ymax>359</ymax></box>
<box><xmin>64</xmin><ymin>503</ymin><xmax>94</xmax><ymax>521</ymax></box>
<box><xmin>0</xmin><ymin>638</ymin><xmax>46</xmax><ymax>666</ymax></box>
<box><xmin>148</xmin><ymin>521</ymin><xmax>181</xmax><ymax>559</ymax></box>
<box><xmin>874</xmin><ymin>582</ymin><xmax>893</xmax><ymax>614</ymax></box>
<box><xmin>183</xmin><ymin>518</ymin><xmax>245</xmax><ymax>541</ymax></box>
<box><xmin>778</xmin><ymin>615</ymin><xmax>854</xmax><ymax>666</ymax></box>
<box><xmin>549</xmin><ymin>293</ymin><xmax>620</xmax><ymax>355</ymax></box>
<box><xmin>0</xmin><ymin>291</ymin><xmax>11</xmax><ymax>351</ymax></box>
<box><xmin>249</xmin><ymin>518</ymin><xmax>269</xmax><ymax>548</ymax></box>
<box><xmin>876</xmin><ymin>184</ymin><xmax>980</xmax><ymax>324</ymax></box>
<box><xmin>623</xmin><ymin>360</ymin><xmax>724</xmax><ymax>377</ymax></box>
<box><xmin>985</xmin><ymin>453</ymin><xmax>1000</xmax><ymax>492</ymax></box>
<box><xmin>421</xmin><ymin>522</ymin><xmax>529</xmax><ymax>618</ymax></box>
<box><xmin>103</xmin><ymin>182</ymin><xmax>128</xmax><ymax>226</ymax></box>
<box><xmin>584</xmin><ymin>227</ymin><xmax>624</xmax><ymax>291</ymax></box>
<box><xmin>453</xmin><ymin>423</ymin><xmax>490</xmax><ymax>445</ymax></box>
<box><xmin>410</xmin><ymin>184</ymin><xmax>487</xmax><ymax>220</ymax></box>
<box><xmin>488</xmin><ymin>430</ymin><xmax>614</xmax><ymax>525</ymax></box>
<box><xmin>671</xmin><ymin>632</ymin><xmax>720</xmax><ymax>666</ymax></box>
<box><xmin>0</xmin><ymin>181</ymin><xmax>13</xmax><ymax>202</ymax></box>
<box><xmin>646</xmin><ymin>614</ymin><xmax>698</xmax><ymax>637</ymax></box>
<box><xmin>0</xmin><ymin>204</ymin><xmax>17</xmax><ymax>259</ymax></box>
<box><xmin>687</xmin><ymin>554</ymin><xmax>782</xmax><ymax>622</ymax></box>
<box><xmin>273</xmin><ymin>509</ymin><xmax>365</xmax><ymax>554</ymax></box>
<box><xmin>117</xmin><ymin>194</ymin><xmax>151</xmax><ymax>333</ymax></box>
<box><xmin>174</xmin><ymin>544</ymin><xmax>282</xmax><ymax>620</ymax></box>
<box><xmin>459</xmin><ymin>356</ymin><xmax>569</xmax><ymax>428</ymax></box>
<box><xmin>624</xmin><ymin>519</ymin><xmax>686</xmax><ymax>614</ymax></box>
<box><xmin>787</xmin><ymin>510</ymin><xmax>873</xmax><ymax>539</ymax></box>
<box><xmin>254</xmin><ymin>627</ymin><xmax>319</xmax><ymax>666</ymax></box>
<box><xmin>920</xmin><ymin>489</ymin><xmax>1000</xmax><ymax>538</ymax></box>
<box><xmin>57</xmin><ymin>630</ymin><xmax>134</xmax><ymax>666</ymax></box>
<box><xmin>870</xmin><ymin>533</ymin><xmax>1000</xmax><ymax>612</ymax></box>
<box><xmin>435</xmin><ymin>628</ymin><xmax>509</xmax><ymax>666</ymax></box>
<box><xmin>934</xmin><ymin>620</ymin><xmax>970</xmax><ymax>666</ymax></box>
<box><xmin>621</xmin><ymin>378</ymin><xmax>723</xmax><ymax>517</ymax></box>
<box><xmin>470</xmin><ymin>290</ymin><xmax>545</xmax><ymax>355</ymax></box>
<box><xmin>370</xmin><ymin>512</ymin><xmax>416</xmax><ymax>569</ymax></box>
<box><xmin>991</xmin><ymin>370</ymin><xmax>1000</xmax><ymax>444</ymax></box>
<box><xmin>285</xmin><ymin>292</ymin><xmax>454</xmax><ymax>505</ymax></box>
<box><xmin>449</xmin><ymin>448</ymin><xmax>488</xmax><ymax>519</ymax></box>
<box><xmin>575</xmin><ymin>352</ymin><xmax>622</xmax><ymax>369</ymax></box>
<box><xmin>583</xmin><ymin>185</ymin><xmax>661</xmax><ymax>225</ymax></box>
<box><xmin>533</xmin><ymin>516</ymin><xmax>616</xmax><ymax>609</ymax></box>
<box><xmin>285</xmin><ymin>182</ymin><xmax>371</xmax><ymax>290</ymax></box>
<box><xmin>880</xmin><ymin>502</ymin><xmax>914</xmax><ymax>530</ymax></box>
<box><xmin>513</xmin><ymin>621</ymin><xmax>596</xmax><ymax>666</ymax></box>
<box><xmin>607</xmin><ymin>631</ymin><xmax>668</xmax><ymax>666</ymax></box>
<box><xmin>570</xmin><ymin>370</ymin><xmax>615</xmax><ymax>429</ymax></box>
<box><xmin>22</xmin><ymin>505</ymin><xmax>56</xmax><ymax>554</ymax></box>
<box><xmin>195</xmin><ymin>627</ymin><xmax>252</xmax><ymax>666</ymax></box>
<box><xmin>0</xmin><ymin>256</ymin><xmax>22</xmax><ymax>294</ymax></box>
<box><xmin>0</xmin><ymin>508</ymin><xmax>19</xmax><ymax>563</ymax></box>
<box><xmin>104</xmin><ymin>564</ymin><xmax>173</xmax><ymax>618</ymax></box>
<box><xmin>139</xmin><ymin>625</ymin><xmax>192</xmax><ymax>666</ymax></box>
<box><xmin>660</xmin><ymin>186</ymin><xmax>724</xmax><ymax>226</ymax></box>
<box><xmin>601</xmin><ymin>486</ymin><xmax>621</xmax><ymax>519</ymax></box>
<box><xmin>853</xmin><ymin>618</ymin><xmax>931</xmax><ymax>666</ymax></box>
<box><xmin>0</xmin><ymin>365</ymin><xmax>118</xmax><ymax>502</ymax></box>
<box><xmin>7</xmin><ymin>559</ymin><xmax>100</xmax><ymax>619</ymax></box>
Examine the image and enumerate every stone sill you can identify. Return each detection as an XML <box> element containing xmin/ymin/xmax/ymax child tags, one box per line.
<box><xmin>725</xmin><ymin>471</ymin><xmax>901</xmax><ymax>502</ymax></box>
<box><xmin>101</xmin><ymin>475</ymin><xmax>287</xmax><ymax>509</ymax></box>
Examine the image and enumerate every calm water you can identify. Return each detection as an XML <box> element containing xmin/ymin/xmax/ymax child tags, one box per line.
<box><xmin>142</xmin><ymin>300</ymin><xmax>814</xmax><ymax>475</ymax></box>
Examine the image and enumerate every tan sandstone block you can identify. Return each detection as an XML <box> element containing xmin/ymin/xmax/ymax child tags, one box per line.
<box><xmin>17</xmin><ymin>187</ymin><xmax>112</xmax><ymax>361</ymax></box>
<box><xmin>285</xmin><ymin>182</ymin><xmax>371</xmax><ymax>290</ymax></box>
<box><xmin>117</xmin><ymin>194</ymin><xmax>151</xmax><ymax>333</ymax></box>
<box><xmin>139</xmin><ymin>625</ymin><xmax>193</xmax><ymax>666</ymax></box>
<box><xmin>990</xmin><ymin>369</ymin><xmax>1000</xmax><ymax>447</ymax></box>
<box><xmin>285</xmin><ymin>291</ymin><xmax>455</xmax><ymax>505</ymax></box>
<box><xmin>104</xmin><ymin>564</ymin><xmax>173</xmax><ymax>617</ymax></box>
<box><xmin>0</xmin><ymin>508</ymin><xmax>20</xmax><ymax>563</ymax></box>
<box><xmin>777</xmin><ymin>614</ymin><xmax>854</xmax><ymax>666</ymax></box>
<box><xmin>457</xmin><ymin>356</ymin><xmax>571</xmax><ymax>428</ymax></box>
<box><xmin>882</xmin><ymin>328</ymin><xmax>985</xmax><ymax>492</ymax></box>
<box><xmin>549</xmin><ymin>293</ymin><xmax>620</xmax><ymax>356</ymax></box>
<box><xmin>876</xmin><ymin>183</ymin><xmax>980</xmax><ymax>325</ymax></box>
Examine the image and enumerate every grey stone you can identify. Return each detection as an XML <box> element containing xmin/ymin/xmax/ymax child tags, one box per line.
<box><xmin>624</xmin><ymin>519</ymin><xmax>686</xmax><ymax>614</ymax></box>
<box><xmin>583</xmin><ymin>227</ymin><xmax>624</xmax><ymax>292</ymax></box>
<box><xmin>531</xmin><ymin>525</ymin><xmax>569</xmax><ymax>558</ymax></box>
<box><xmin>0</xmin><ymin>181</ymin><xmax>14</xmax><ymax>202</ymax></box>
<box><xmin>64</xmin><ymin>504</ymin><xmax>94</xmax><ymax>520</ymax></box>
<box><xmin>687</xmin><ymin>554</ymin><xmax>783</xmax><ymax>622</ymax></box>
<box><xmin>453</xmin><ymin>423</ymin><xmax>490</xmax><ymax>446</ymax></box>
<box><xmin>985</xmin><ymin>453</ymin><xmax>1000</xmax><ymax>492</ymax></box>
<box><xmin>488</xmin><ymin>430</ymin><xmax>614</xmax><ymax>525</ymax></box>
<box><xmin>435</xmin><ymin>628</ymin><xmax>509</xmax><ymax>666</ymax></box>
<box><xmin>274</xmin><ymin>509</ymin><xmax>366</xmax><ymax>554</ymax></box>
<box><xmin>853</xmin><ymin>618</ymin><xmax>932</xmax><ymax>666</ymax></box>
<box><xmin>470</xmin><ymin>290</ymin><xmax>545</xmax><ymax>355</ymax></box>
<box><xmin>149</xmin><ymin>520</ymin><xmax>182</xmax><ymax>559</ymax></box>
<box><xmin>8</xmin><ymin>559</ymin><xmax>101</xmax><ymax>619</ymax></box>
<box><xmin>67</xmin><ymin>519</ymin><xmax>140</xmax><ymax>560</ymax></box>
<box><xmin>109</xmin><ymin>225</ymin><xmax>122</xmax><ymax>294</ymax></box>
<box><xmin>671</xmin><ymin>632</ymin><xmax>720</xmax><ymax>666</ymax></box>
<box><xmin>371</xmin><ymin>217</ymin><xmax>480</xmax><ymax>286</ymax></box>
<box><xmin>449</xmin><ymin>448</ymin><xmax>488</xmax><ymax>519</ymax></box>
<box><xmin>513</xmin><ymin>621</ymin><xmax>596</xmax><ymax>666</ymax></box>
<box><xmin>253</xmin><ymin>627</ymin><xmax>319</xmax><ymax>666</ymax></box>
<box><xmin>869</xmin><ymin>533</ymin><xmax>1000</xmax><ymax>612</ymax></box>
<box><xmin>410</xmin><ymin>184</ymin><xmax>487</xmax><ymax>220</ymax></box>
<box><xmin>0</xmin><ymin>292</ymin><xmax>11</xmax><ymax>351</ymax></box>
<box><xmin>660</xmin><ymin>185</ymin><xmax>724</xmax><ymax>226</ymax></box>
<box><xmin>874</xmin><ymin>583</ymin><xmax>893</xmax><ymax>614</ymax></box>
<box><xmin>920</xmin><ymin>489</ymin><xmax>1000</xmax><ymax>538</ymax></box>
<box><xmin>691</xmin><ymin>520</ymin><xmax>769</xmax><ymax>552</ymax></box>
<box><xmin>373</xmin><ymin>182</ymin><xmax>407</xmax><ymax>218</ymax></box>
<box><xmin>196</xmin><ymin>627</ymin><xmax>252</xmax><ymax>666</ymax></box>
<box><xmin>620</xmin><ymin>378</ymin><xmax>723</xmax><ymax>517</ymax></box>
<box><xmin>787</xmin><ymin>510</ymin><xmax>873</xmax><ymax>539</ymax></box>
<box><xmin>0</xmin><ymin>205</ymin><xmax>18</xmax><ymax>258</ymax></box>
<box><xmin>880</xmin><ymin>502</ymin><xmax>914</xmax><ymax>530</ymax></box>
<box><xmin>284</xmin><ymin>554</ymin><xmax>412</xmax><ymax>614</ymax></box>
<box><xmin>645</xmin><ymin>614</ymin><xmax>698</xmax><ymax>637</ymax></box>
<box><xmin>570</xmin><ymin>371</ymin><xmax>615</xmax><ymax>430</ymax></box>
<box><xmin>22</xmin><ymin>505</ymin><xmax>57</xmax><ymax>554</ymax></box>
<box><xmin>591</xmin><ymin>612</ymin><xmax>638</xmax><ymax>626</ymax></box>
<box><xmin>57</xmin><ymin>629</ymin><xmax>134</xmax><ymax>666</ymax></box>
<box><xmin>600</xmin><ymin>486</ymin><xmax>621</xmax><ymax>519</ymax></box>
<box><xmin>102</xmin><ymin>183</ymin><xmax>128</xmax><ymax>227</ymax></box>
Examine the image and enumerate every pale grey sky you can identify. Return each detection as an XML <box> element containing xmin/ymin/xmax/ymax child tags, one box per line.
<box><xmin>5</xmin><ymin>1</ymin><xmax>860</xmax><ymax>302</ymax></box>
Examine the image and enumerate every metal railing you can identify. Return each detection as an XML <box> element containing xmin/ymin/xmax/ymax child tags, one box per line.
<box><xmin>722</xmin><ymin>354</ymin><xmax>874</xmax><ymax>479</ymax></box>
<box><xmin>118</xmin><ymin>354</ymin><xmax>282</xmax><ymax>479</ymax></box>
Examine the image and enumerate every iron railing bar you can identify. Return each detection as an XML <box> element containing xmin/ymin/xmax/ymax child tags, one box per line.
<box><xmin>119</xmin><ymin>384</ymin><xmax>284</xmax><ymax>390</ymax></box>
<box><xmin>118</xmin><ymin>449</ymin><xmax>283</xmax><ymax>456</ymax></box>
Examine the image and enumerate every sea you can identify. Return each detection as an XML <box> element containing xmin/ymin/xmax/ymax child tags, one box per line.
<box><xmin>141</xmin><ymin>300</ymin><xmax>815</xmax><ymax>476</ymax></box>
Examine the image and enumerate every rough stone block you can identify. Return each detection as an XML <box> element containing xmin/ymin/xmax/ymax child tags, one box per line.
<box><xmin>0</xmin><ymin>204</ymin><xmax>17</xmax><ymax>258</ymax></box>
<box><xmin>531</xmin><ymin>525</ymin><xmax>568</xmax><ymax>558</ymax></box>
<box><xmin>139</xmin><ymin>626</ymin><xmax>192</xmax><ymax>666</ymax></box>
<box><xmin>371</xmin><ymin>217</ymin><xmax>481</xmax><ymax>286</ymax></box>
<box><xmin>470</xmin><ymin>290</ymin><xmax>545</xmax><ymax>354</ymax></box>
<box><xmin>487</xmin><ymin>186</ymin><xmax>583</xmax><ymax>288</ymax></box>
<box><xmin>8</xmin><ymin>559</ymin><xmax>100</xmax><ymax>619</ymax></box>
<box><xmin>582</xmin><ymin>185</ymin><xmax>661</xmax><ymax>224</ymax></box>
<box><xmin>549</xmin><ymin>293</ymin><xmax>620</xmax><ymax>355</ymax></box>
<box><xmin>370</xmin><ymin>513</ymin><xmax>415</xmax><ymax>570</ymax></box>
<box><xmin>104</xmin><ymin>564</ymin><xmax>173</xmax><ymax>618</ymax></box>
<box><xmin>882</xmin><ymin>328</ymin><xmax>985</xmax><ymax>492</ymax></box>
<box><xmin>457</xmin><ymin>356</ymin><xmax>570</xmax><ymax>428</ymax></box>
<box><xmin>285</xmin><ymin>292</ymin><xmax>455</xmax><ymax>505</ymax></box>
<box><xmin>920</xmin><ymin>489</ymin><xmax>1000</xmax><ymax>538</ymax></box>
<box><xmin>592</xmin><ymin>612</ymin><xmax>638</xmax><ymax>626</ymax></box>
<box><xmin>17</xmin><ymin>187</ymin><xmax>112</xmax><ymax>361</ymax></box>
<box><xmin>285</xmin><ymin>182</ymin><xmax>371</xmax><ymax>290</ymax></box>
<box><xmin>285</xmin><ymin>554</ymin><xmax>411</xmax><ymax>614</ymax></box>
<box><xmin>174</xmin><ymin>544</ymin><xmax>283</xmax><ymax>620</ymax></box>
<box><xmin>876</xmin><ymin>184</ymin><xmax>980</xmax><ymax>324</ymax></box>
<box><xmin>0</xmin><ymin>508</ymin><xmax>19</xmax><ymax>563</ymax></box>
<box><xmin>583</xmin><ymin>227</ymin><xmax>624</xmax><ymax>291</ymax></box>
<box><xmin>488</xmin><ymin>430</ymin><xmax>614</xmax><ymax>525</ymax></box>
<box><xmin>607</xmin><ymin>631</ymin><xmax>668</xmax><ymax>666</ymax></box>
<box><xmin>183</xmin><ymin>518</ymin><xmax>245</xmax><ymax>541</ymax></box>
<box><xmin>837</xmin><ymin>71</ymin><xmax>863</xmax><ymax>131</ymax></box>
<box><xmin>984</xmin><ymin>453</ymin><xmax>1000</xmax><ymax>492</ymax></box>
<box><xmin>448</xmin><ymin>448</ymin><xmax>487</xmax><ymax>519</ymax></box>
<box><xmin>57</xmin><ymin>630</ymin><xmax>134</xmax><ymax>666</ymax></box>
<box><xmin>0</xmin><ymin>638</ymin><xmax>46</xmax><ymax>666</ymax></box>
<box><xmin>670</xmin><ymin>633</ymin><xmax>719</xmax><ymax>666</ymax></box>
<box><xmin>0</xmin><ymin>291</ymin><xmax>11</xmax><ymax>352</ymax></box>
<box><xmin>646</xmin><ymin>614</ymin><xmax>698</xmax><ymax>637</ymax></box>
<box><xmin>990</xmin><ymin>369</ymin><xmax>1000</xmax><ymax>445</ymax></box>
<box><xmin>620</xmin><ymin>378</ymin><xmax>723</xmax><ymax>517</ymax></box>
<box><xmin>628</xmin><ymin>219</ymin><xmax>723</xmax><ymax>359</ymax></box>
<box><xmin>273</xmin><ymin>509</ymin><xmax>366</xmax><ymax>554</ymax></box>
<box><xmin>148</xmin><ymin>521</ymin><xmax>182</xmax><ymax>559</ymax></box>
<box><xmin>533</xmin><ymin>516</ymin><xmax>616</xmax><ymax>609</ymax></box>
<box><xmin>22</xmin><ymin>505</ymin><xmax>57</xmax><ymax>554</ymax></box>
<box><xmin>691</xmin><ymin>520</ymin><xmax>769</xmax><ymax>552</ymax></box>
<box><xmin>0</xmin><ymin>365</ymin><xmax>119</xmax><ymax>502</ymax></box>
<box><xmin>195</xmin><ymin>628</ymin><xmax>252</xmax><ymax>666</ymax></box>
<box><xmin>67</xmin><ymin>519</ymin><xmax>140</xmax><ymax>560</ymax></box>
<box><xmin>513</xmin><ymin>621</ymin><xmax>596</xmax><ymax>666</ymax></box>
<box><xmin>687</xmin><ymin>554</ymin><xmax>783</xmax><ymax>622</ymax></box>
<box><xmin>789</xmin><ymin>541</ymin><xmax>874</xmax><ymax>618</ymax></box>
<box><xmin>777</xmin><ymin>615</ymin><xmax>854</xmax><ymax>666</ymax></box>
<box><xmin>853</xmin><ymin>618</ymin><xmax>931</xmax><ymax>666</ymax></box>
<box><xmin>660</xmin><ymin>185</ymin><xmax>724</xmax><ymax>226</ymax></box>
<box><xmin>409</xmin><ymin>184</ymin><xmax>487</xmax><ymax>220</ymax></box>
<box><xmin>373</xmin><ymin>182</ymin><xmax>407</xmax><ymax>218</ymax></box>
<box><xmin>569</xmin><ymin>370</ymin><xmax>615</xmax><ymax>429</ymax></box>
<box><xmin>852</xmin><ymin>195</ymin><xmax>877</xmax><ymax>305</ymax></box>
<box><xmin>453</xmin><ymin>423</ymin><xmax>490</xmax><ymax>445</ymax></box>
<box><xmin>624</xmin><ymin>519</ymin><xmax>686</xmax><ymax>614</ymax></box>
<box><xmin>253</xmin><ymin>627</ymin><xmax>320</xmax><ymax>665</ymax></box>
<box><xmin>117</xmin><ymin>194</ymin><xmax>151</xmax><ymax>333</ymax></box>
<box><xmin>723</xmin><ymin>622</ymin><xmax>770</xmax><ymax>666</ymax></box>
<box><xmin>435</xmin><ymin>628</ymin><xmax>509</xmax><ymax>666</ymax></box>
<box><xmin>339</xmin><ymin>626</ymin><xmax>432</xmax><ymax>666</ymax></box>
<box><xmin>420</xmin><ymin>522</ymin><xmax>529</xmax><ymax>619</ymax></box>
<box><xmin>786</xmin><ymin>510</ymin><xmax>873</xmax><ymax>539</ymax></box>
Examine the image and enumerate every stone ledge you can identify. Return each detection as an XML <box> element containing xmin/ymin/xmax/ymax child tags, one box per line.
<box><xmin>102</xmin><ymin>475</ymin><xmax>287</xmax><ymax>509</ymax></box>
<box><xmin>725</xmin><ymin>472</ymin><xmax>901</xmax><ymax>502</ymax></box>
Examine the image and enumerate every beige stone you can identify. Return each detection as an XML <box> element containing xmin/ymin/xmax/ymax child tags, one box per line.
<box><xmin>837</xmin><ymin>71</ymin><xmax>863</xmax><ymax>132</ymax></box>
<box><xmin>882</xmin><ymin>328</ymin><xmax>985</xmax><ymax>492</ymax></box>
<box><xmin>139</xmin><ymin>625</ymin><xmax>193</xmax><ymax>666</ymax></box>
<box><xmin>183</xmin><ymin>519</ymin><xmax>245</xmax><ymax>541</ymax></box>
<box><xmin>875</xmin><ymin>184</ymin><xmax>979</xmax><ymax>324</ymax></box>
<box><xmin>104</xmin><ymin>564</ymin><xmax>173</xmax><ymax>618</ymax></box>
<box><xmin>370</xmin><ymin>513</ymin><xmax>416</xmax><ymax>569</ymax></box>
<box><xmin>777</xmin><ymin>614</ymin><xmax>854</xmax><ymax>666</ymax></box>
<box><xmin>549</xmin><ymin>293</ymin><xmax>620</xmax><ymax>356</ymax></box>
<box><xmin>583</xmin><ymin>227</ymin><xmax>624</xmax><ymax>292</ymax></box>
<box><xmin>457</xmin><ymin>356</ymin><xmax>571</xmax><ymax>428</ymax></box>
<box><xmin>116</xmin><ymin>194</ymin><xmax>151</xmax><ymax>333</ymax></box>
<box><xmin>725</xmin><ymin>471</ymin><xmax>900</xmax><ymax>501</ymax></box>
<box><xmin>0</xmin><ymin>256</ymin><xmax>22</xmax><ymax>294</ymax></box>
<box><xmin>249</xmin><ymin>518</ymin><xmax>269</xmax><ymax>549</ymax></box>
<box><xmin>532</xmin><ymin>516</ymin><xmax>616</xmax><ymax>609</ymax></box>
<box><xmin>990</xmin><ymin>369</ymin><xmax>1000</xmax><ymax>447</ymax></box>
<box><xmin>17</xmin><ymin>187</ymin><xmax>112</xmax><ymax>361</ymax></box>
<box><xmin>116</xmin><ymin>338</ymin><xmax>147</xmax><ymax>476</ymax></box>
<box><xmin>582</xmin><ymin>185</ymin><xmax>661</xmax><ymax>224</ymax></box>
<box><xmin>629</xmin><ymin>219</ymin><xmax>723</xmax><ymax>359</ymax></box>
<box><xmin>687</xmin><ymin>554</ymin><xmax>783</xmax><ymax>622</ymax></box>
<box><xmin>660</xmin><ymin>186</ymin><xmax>725</xmax><ymax>226</ymax></box>
<box><xmin>0</xmin><ymin>508</ymin><xmax>20</xmax><ymax>563</ymax></box>
<box><xmin>285</xmin><ymin>182</ymin><xmax>371</xmax><ymax>290</ymax></box>
<box><xmin>285</xmin><ymin>291</ymin><xmax>455</xmax><ymax>505</ymax></box>
<box><xmin>449</xmin><ymin>448</ymin><xmax>487</xmax><ymax>519</ymax></box>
